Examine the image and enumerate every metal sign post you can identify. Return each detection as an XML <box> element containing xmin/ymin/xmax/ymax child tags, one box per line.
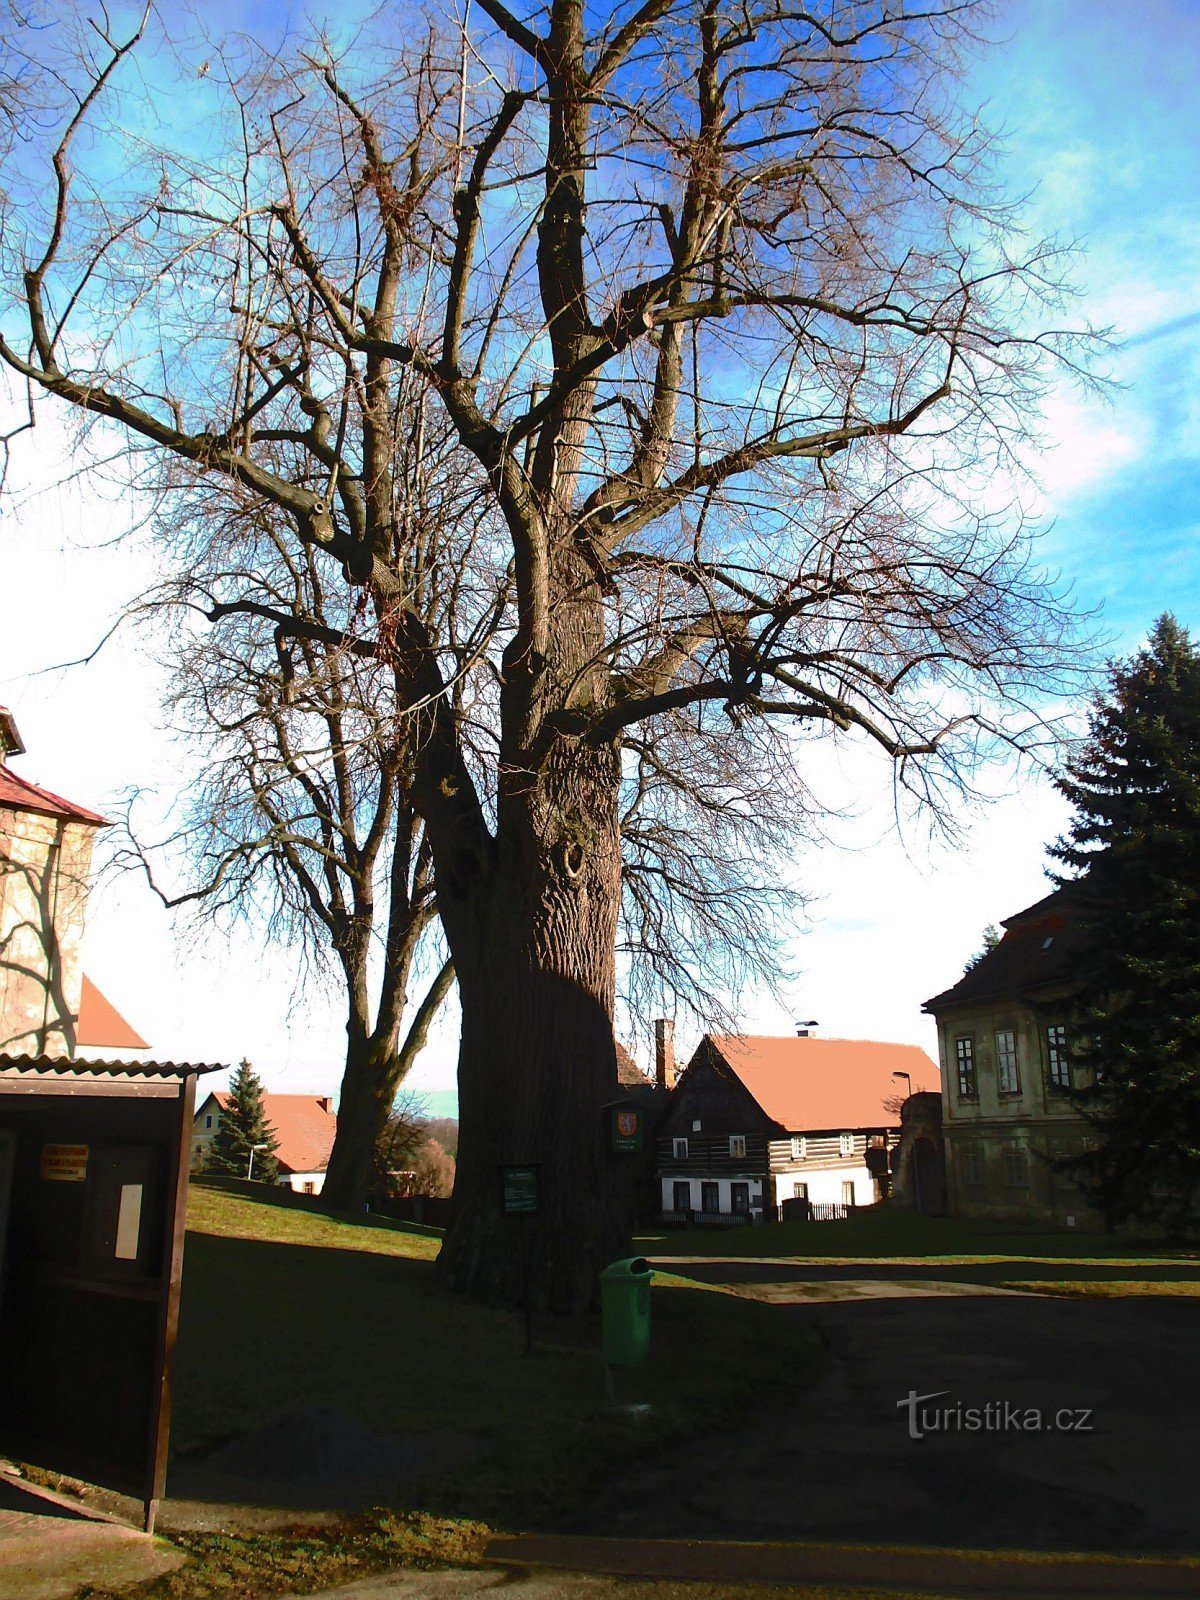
<box><xmin>499</xmin><ymin>1163</ymin><xmax>540</xmax><ymax>1354</ymax></box>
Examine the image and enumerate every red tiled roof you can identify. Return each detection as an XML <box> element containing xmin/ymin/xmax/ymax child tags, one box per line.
<box><xmin>77</xmin><ymin>975</ymin><xmax>149</xmax><ymax>1051</ymax></box>
<box><xmin>616</xmin><ymin>1041</ymin><xmax>652</xmax><ymax>1086</ymax></box>
<box><xmin>211</xmin><ymin>1091</ymin><xmax>337</xmax><ymax>1174</ymax></box>
<box><xmin>0</xmin><ymin>764</ymin><xmax>109</xmax><ymax>826</ymax></box>
<box><xmin>705</xmin><ymin>1035</ymin><xmax>940</xmax><ymax>1133</ymax></box>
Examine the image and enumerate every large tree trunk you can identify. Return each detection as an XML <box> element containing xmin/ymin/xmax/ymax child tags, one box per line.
<box><xmin>436</xmin><ymin>733</ymin><xmax>630</xmax><ymax>1314</ymax></box>
<box><xmin>320</xmin><ymin>1021</ymin><xmax>396</xmax><ymax>1210</ymax></box>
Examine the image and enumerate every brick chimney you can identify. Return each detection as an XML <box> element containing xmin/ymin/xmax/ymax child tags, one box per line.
<box><xmin>317</xmin><ymin>1095</ymin><xmax>333</xmax><ymax>1114</ymax></box>
<box><xmin>654</xmin><ymin>1018</ymin><xmax>676</xmax><ymax>1090</ymax></box>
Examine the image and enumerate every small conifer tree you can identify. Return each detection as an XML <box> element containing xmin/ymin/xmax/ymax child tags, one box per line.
<box><xmin>207</xmin><ymin>1059</ymin><xmax>280</xmax><ymax>1183</ymax></box>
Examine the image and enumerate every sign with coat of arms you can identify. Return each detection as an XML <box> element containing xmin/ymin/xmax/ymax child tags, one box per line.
<box><xmin>609</xmin><ymin>1102</ymin><xmax>644</xmax><ymax>1154</ymax></box>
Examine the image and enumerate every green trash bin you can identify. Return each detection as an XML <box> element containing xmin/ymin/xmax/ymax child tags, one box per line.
<box><xmin>600</xmin><ymin>1256</ymin><xmax>653</xmax><ymax>1367</ymax></box>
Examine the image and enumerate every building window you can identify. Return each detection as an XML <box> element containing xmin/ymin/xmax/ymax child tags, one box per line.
<box><xmin>841</xmin><ymin>1179</ymin><xmax>855</xmax><ymax>1205</ymax></box>
<box><xmin>792</xmin><ymin>1181</ymin><xmax>808</xmax><ymax>1199</ymax></box>
<box><xmin>205</xmin><ymin>1115</ymin><xmax>213</xmax><ymax>1129</ymax></box>
<box><xmin>1047</xmin><ymin>1025</ymin><xmax>1071</xmax><ymax>1090</ymax></box>
<box><xmin>701</xmin><ymin>1181</ymin><xmax>719</xmax><ymax>1213</ymax></box>
<box><xmin>963</xmin><ymin>1150</ymin><xmax>985</xmax><ymax>1186</ymax></box>
<box><xmin>955</xmin><ymin>1037</ymin><xmax>977</xmax><ymax>1098</ymax></box>
<box><xmin>731</xmin><ymin>1182</ymin><xmax>750</xmax><ymax>1214</ymax></box>
<box><xmin>729</xmin><ymin>1134</ymin><xmax>746</xmax><ymax>1159</ymax></box>
<box><xmin>839</xmin><ymin>1132</ymin><xmax>854</xmax><ymax>1157</ymax></box>
<box><xmin>791</xmin><ymin>1135</ymin><xmax>806</xmax><ymax>1160</ymax></box>
<box><xmin>672</xmin><ymin>1137</ymin><xmax>688</xmax><ymax>1159</ymax></box>
<box><xmin>673</xmin><ymin>1180</ymin><xmax>691</xmax><ymax>1211</ymax></box>
<box><xmin>996</xmin><ymin>1030</ymin><xmax>1020</xmax><ymax>1094</ymax></box>
<box><xmin>692</xmin><ymin>1119</ymin><xmax>702</xmax><ymax>1131</ymax></box>
<box><xmin>1003</xmin><ymin>1148</ymin><xmax>1028</xmax><ymax>1187</ymax></box>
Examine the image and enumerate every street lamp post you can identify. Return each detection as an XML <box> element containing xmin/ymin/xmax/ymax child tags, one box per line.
<box><xmin>246</xmin><ymin>1142</ymin><xmax>267</xmax><ymax>1181</ymax></box>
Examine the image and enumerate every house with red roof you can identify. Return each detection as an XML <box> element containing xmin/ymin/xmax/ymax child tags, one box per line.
<box><xmin>191</xmin><ymin>1091</ymin><xmax>338</xmax><ymax>1194</ymax></box>
<box><xmin>0</xmin><ymin>706</ymin><xmax>147</xmax><ymax>1061</ymax></box>
<box><xmin>654</xmin><ymin>1030</ymin><xmax>939</xmax><ymax>1223</ymax></box>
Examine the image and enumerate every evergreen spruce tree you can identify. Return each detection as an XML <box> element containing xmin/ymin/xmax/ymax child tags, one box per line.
<box><xmin>1051</xmin><ymin>614</ymin><xmax>1200</xmax><ymax>1235</ymax></box>
<box><xmin>207</xmin><ymin>1059</ymin><xmax>281</xmax><ymax>1183</ymax></box>
<box><xmin>964</xmin><ymin>925</ymin><xmax>1002</xmax><ymax>974</ymax></box>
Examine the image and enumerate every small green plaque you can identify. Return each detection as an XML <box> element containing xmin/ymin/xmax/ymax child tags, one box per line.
<box><xmin>610</xmin><ymin>1103</ymin><xmax>644</xmax><ymax>1154</ymax></box>
<box><xmin>500</xmin><ymin>1164</ymin><xmax>540</xmax><ymax>1215</ymax></box>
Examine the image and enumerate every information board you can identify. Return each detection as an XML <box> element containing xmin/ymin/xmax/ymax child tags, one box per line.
<box><xmin>500</xmin><ymin>1163</ymin><xmax>540</xmax><ymax>1215</ymax></box>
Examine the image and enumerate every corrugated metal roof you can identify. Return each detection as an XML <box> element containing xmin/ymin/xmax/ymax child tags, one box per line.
<box><xmin>704</xmin><ymin>1034</ymin><xmax>940</xmax><ymax>1133</ymax></box>
<box><xmin>0</xmin><ymin>1054</ymin><xmax>221</xmax><ymax>1079</ymax></box>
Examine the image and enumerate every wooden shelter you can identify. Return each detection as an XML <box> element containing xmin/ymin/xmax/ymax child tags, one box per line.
<box><xmin>0</xmin><ymin>1054</ymin><xmax>218</xmax><ymax>1531</ymax></box>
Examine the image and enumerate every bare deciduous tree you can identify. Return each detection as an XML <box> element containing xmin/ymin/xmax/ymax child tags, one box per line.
<box><xmin>1</xmin><ymin>1</ymin><xmax>1092</xmax><ymax>1309</ymax></box>
<box><xmin>123</xmin><ymin>514</ymin><xmax>458</xmax><ymax>1211</ymax></box>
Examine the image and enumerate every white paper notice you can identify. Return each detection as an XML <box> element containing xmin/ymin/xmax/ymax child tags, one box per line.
<box><xmin>115</xmin><ymin>1183</ymin><xmax>143</xmax><ymax>1261</ymax></box>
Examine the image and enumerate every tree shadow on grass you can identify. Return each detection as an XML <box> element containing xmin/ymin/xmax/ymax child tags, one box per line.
<box><xmin>168</xmin><ymin>1229</ymin><xmax>812</xmax><ymax>1531</ymax></box>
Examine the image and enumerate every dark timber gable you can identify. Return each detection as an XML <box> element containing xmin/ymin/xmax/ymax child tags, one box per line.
<box><xmin>655</xmin><ymin>1039</ymin><xmax>780</xmax><ymax>1179</ymax></box>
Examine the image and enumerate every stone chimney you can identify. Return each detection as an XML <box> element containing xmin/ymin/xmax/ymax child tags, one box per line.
<box><xmin>0</xmin><ymin>706</ymin><xmax>25</xmax><ymax>766</ymax></box>
<box><xmin>654</xmin><ymin>1017</ymin><xmax>676</xmax><ymax>1090</ymax></box>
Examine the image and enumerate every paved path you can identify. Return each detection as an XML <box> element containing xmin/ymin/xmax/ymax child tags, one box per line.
<box><xmin>0</xmin><ymin>1472</ymin><xmax>181</xmax><ymax>1599</ymax></box>
<box><xmin>286</xmin><ymin>1277</ymin><xmax>1200</xmax><ymax>1598</ymax></box>
<box><xmin>572</xmin><ymin>1281</ymin><xmax>1200</xmax><ymax>1556</ymax></box>
<box><xmin>273</xmin><ymin>1545</ymin><xmax>1200</xmax><ymax>1600</ymax></box>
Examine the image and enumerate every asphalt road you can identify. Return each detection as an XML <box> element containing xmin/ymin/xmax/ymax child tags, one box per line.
<box><xmin>571</xmin><ymin>1279</ymin><xmax>1200</xmax><ymax>1556</ymax></box>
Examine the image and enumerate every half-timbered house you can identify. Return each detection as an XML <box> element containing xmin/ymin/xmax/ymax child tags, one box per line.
<box><xmin>654</xmin><ymin>1033</ymin><xmax>939</xmax><ymax>1223</ymax></box>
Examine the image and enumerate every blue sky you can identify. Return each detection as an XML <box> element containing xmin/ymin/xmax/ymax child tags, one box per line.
<box><xmin>969</xmin><ymin>0</ymin><xmax>1200</xmax><ymax>641</ymax></box>
<box><xmin>0</xmin><ymin>0</ymin><xmax>1197</xmax><ymax>1104</ymax></box>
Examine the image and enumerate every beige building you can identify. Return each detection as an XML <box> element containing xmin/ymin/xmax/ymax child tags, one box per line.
<box><xmin>0</xmin><ymin>707</ymin><xmax>146</xmax><ymax>1061</ymax></box>
<box><xmin>923</xmin><ymin>887</ymin><xmax>1101</xmax><ymax>1229</ymax></box>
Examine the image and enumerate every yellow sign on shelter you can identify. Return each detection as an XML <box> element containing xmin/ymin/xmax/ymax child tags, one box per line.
<box><xmin>40</xmin><ymin>1144</ymin><xmax>89</xmax><ymax>1182</ymax></box>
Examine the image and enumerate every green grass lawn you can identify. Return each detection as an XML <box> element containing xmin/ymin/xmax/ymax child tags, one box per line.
<box><xmin>635</xmin><ymin>1204</ymin><xmax>1200</xmax><ymax>1296</ymax></box>
<box><xmin>174</xmin><ymin>1180</ymin><xmax>819</xmax><ymax>1530</ymax></box>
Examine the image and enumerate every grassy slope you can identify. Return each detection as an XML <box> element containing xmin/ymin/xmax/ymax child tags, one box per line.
<box><xmin>176</xmin><ymin>1180</ymin><xmax>819</xmax><ymax>1529</ymax></box>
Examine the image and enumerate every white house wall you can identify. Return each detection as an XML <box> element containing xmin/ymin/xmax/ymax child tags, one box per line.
<box><xmin>279</xmin><ymin>1171</ymin><xmax>326</xmax><ymax>1195</ymax></box>
<box><xmin>771</xmin><ymin>1163</ymin><xmax>874</xmax><ymax>1207</ymax></box>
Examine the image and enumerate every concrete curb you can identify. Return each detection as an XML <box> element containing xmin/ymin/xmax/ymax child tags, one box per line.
<box><xmin>484</xmin><ymin>1534</ymin><xmax>1200</xmax><ymax>1599</ymax></box>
